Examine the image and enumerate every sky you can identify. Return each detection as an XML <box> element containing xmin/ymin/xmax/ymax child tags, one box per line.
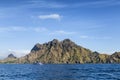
<box><xmin>0</xmin><ymin>0</ymin><xmax>120</xmax><ymax>58</ymax></box>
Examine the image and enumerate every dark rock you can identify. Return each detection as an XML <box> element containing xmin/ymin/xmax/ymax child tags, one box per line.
<box><xmin>8</xmin><ymin>54</ymin><xmax>16</xmax><ymax>58</ymax></box>
<box><xmin>31</xmin><ymin>43</ymin><xmax>42</xmax><ymax>52</ymax></box>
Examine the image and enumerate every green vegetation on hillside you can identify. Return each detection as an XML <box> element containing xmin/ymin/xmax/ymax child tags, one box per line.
<box><xmin>0</xmin><ymin>39</ymin><xmax>120</xmax><ymax>64</ymax></box>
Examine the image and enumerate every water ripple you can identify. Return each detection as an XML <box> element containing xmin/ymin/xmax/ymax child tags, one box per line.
<box><xmin>0</xmin><ymin>64</ymin><xmax>120</xmax><ymax>80</ymax></box>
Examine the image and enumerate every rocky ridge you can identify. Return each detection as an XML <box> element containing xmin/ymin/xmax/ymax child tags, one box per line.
<box><xmin>1</xmin><ymin>39</ymin><xmax>120</xmax><ymax>64</ymax></box>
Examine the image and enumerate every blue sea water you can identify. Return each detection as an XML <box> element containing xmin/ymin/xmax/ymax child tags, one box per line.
<box><xmin>0</xmin><ymin>64</ymin><xmax>120</xmax><ymax>80</ymax></box>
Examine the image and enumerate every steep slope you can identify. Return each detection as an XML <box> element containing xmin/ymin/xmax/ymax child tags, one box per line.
<box><xmin>18</xmin><ymin>39</ymin><xmax>99</xmax><ymax>63</ymax></box>
<box><xmin>1</xmin><ymin>39</ymin><xmax>120</xmax><ymax>64</ymax></box>
<box><xmin>110</xmin><ymin>52</ymin><xmax>120</xmax><ymax>63</ymax></box>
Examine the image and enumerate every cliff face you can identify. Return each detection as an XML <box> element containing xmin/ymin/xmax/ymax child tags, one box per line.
<box><xmin>16</xmin><ymin>39</ymin><xmax>120</xmax><ymax>64</ymax></box>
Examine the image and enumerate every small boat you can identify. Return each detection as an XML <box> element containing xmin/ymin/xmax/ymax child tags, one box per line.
<box><xmin>38</xmin><ymin>62</ymin><xmax>43</xmax><ymax>65</ymax></box>
<box><xmin>33</xmin><ymin>61</ymin><xmax>43</xmax><ymax>65</ymax></box>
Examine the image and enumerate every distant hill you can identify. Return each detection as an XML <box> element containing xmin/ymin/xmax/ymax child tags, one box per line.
<box><xmin>0</xmin><ymin>53</ymin><xmax>17</xmax><ymax>63</ymax></box>
<box><xmin>7</xmin><ymin>54</ymin><xmax>17</xmax><ymax>58</ymax></box>
<box><xmin>1</xmin><ymin>39</ymin><xmax>120</xmax><ymax>64</ymax></box>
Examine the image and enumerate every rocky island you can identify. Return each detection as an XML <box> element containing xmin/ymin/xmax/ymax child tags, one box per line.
<box><xmin>0</xmin><ymin>39</ymin><xmax>120</xmax><ymax>64</ymax></box>
<box><xmin>0</xmin><ymin>53</ymin><xmax>17</xmax><ymax>63</ymax></box>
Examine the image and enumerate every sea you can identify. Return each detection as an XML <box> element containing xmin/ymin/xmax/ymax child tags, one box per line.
<box><xmin>0</xmin><ymin>64</ymin><xmax>120</xmax><ymax>80</ymax></box>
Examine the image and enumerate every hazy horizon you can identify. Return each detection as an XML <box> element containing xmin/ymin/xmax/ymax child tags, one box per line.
<box><xmin>0</xmin><ymin>0</ymin><xmax>120</xmax><ymax>58</ymax></box>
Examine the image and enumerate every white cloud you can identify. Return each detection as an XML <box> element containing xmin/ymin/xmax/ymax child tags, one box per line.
<box><xmin>33</xmin><ymin>27</ymin><xmax>48</xmax><ymax>32</ymax></box>
<box><xmin>27</xmin><ymin>0</ymin><xmax>67</xmax><ymax>8</ymax></box>
<box><xmin>27</xmin><ymin>0</ymin><xmax>120</xmax><ymax>9</ymax></box>
<box><xmin>10</xmin><ymin>27</ymin><xmax>27</xmax><ymax>31</ymax></box>
<box><xmin>69</xmin><ymin>0</ymin><xmax>120</xmax><ymax>8</ymax></box>
<box><xmin>0</xmin><ymin>49</ymin><xmax>30</xmax><ymax>59</ymax></box>
<box><xmin>0</xmin><ymin>26</ymin><xmax>76</xmax><ymax>36</ymax></box>
<box><xmin>93</xmin><ymin>37</ymin><xmax>112</xmax><ymax>40</ymax></box>
<box><xmin>80</xmin><ymin>35</ymin><xmax>89</xmax><ymax>39</ymax></box>
<box><xmin>38</xmin><ymin>14</ymin><xmax>61</xmax><ymax>20</ymax></box>
<box><xmin>0</xmin><ymin>27</ymin><xmax>27</xmax><ymax>32</ymax></box>
<box><xmin>0</xmin><ymin>26</ymin><xmax>48</xmax><ymax>33</ymax></box>
<box><xmin>8</xmin><ymin>49</ymin><xmax>30</xmax><ymax>57</ymax></box>
<box><xmin>80</xmin><ymin>35</ymin><xmax>111</xmax><ymax>40</ymax></box>
<box><xmin>50</xmin><ymin>30</ymin><xmax>76</xmax><ymax>35</ymax></box>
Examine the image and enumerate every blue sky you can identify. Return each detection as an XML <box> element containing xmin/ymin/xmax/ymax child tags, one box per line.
<box><xmin>0</xmin><ymin>0</ymin><xmax>120</xmax><ymax>58</ymax></box>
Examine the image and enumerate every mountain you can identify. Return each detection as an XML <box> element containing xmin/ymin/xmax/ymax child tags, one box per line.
<box><xmin>17</xmin><ymin>39</ymin><xmax>93</xmax><ymax>63</ymax></box>
<box><xmin>1</xmin><ymin>39</ymin><xmax>120</xmax><ymax>64</ymax></box>
<box><xmin>16</xmin><ymin>39</ymin><xmax>120</xmax><ymax>64</ymax></box>
<box><xmin>7</xmin><ymin>54</ymin><xmax>17</xmax><ymax>58</ymax></box>
<box><xmin>0</xmin><ymin>53</ymin><xmax>17</xmax><ymax>63</ymax></box>
<box><xmin>110</xmin><ymin>52</ymin><xmax>120</xmax><ymax>63</ymax></box>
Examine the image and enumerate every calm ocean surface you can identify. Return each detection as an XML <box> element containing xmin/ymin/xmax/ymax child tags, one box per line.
<box><xmin>0</xmin><ymin>64</ymin><xmax>120</xmax><ymax>80</ymax></box>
